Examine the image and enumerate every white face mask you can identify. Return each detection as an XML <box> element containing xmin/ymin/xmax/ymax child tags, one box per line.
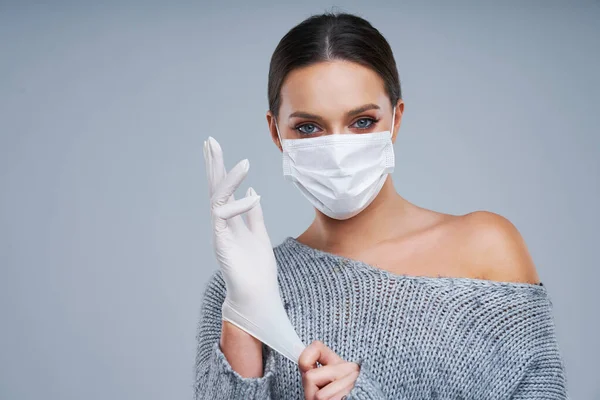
<box><xmin>275</xmin><ymin>107</ymin><xmax>396</xmax><ymax>220</ymax></box>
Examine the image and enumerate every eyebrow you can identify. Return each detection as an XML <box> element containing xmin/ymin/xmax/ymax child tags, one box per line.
<box><xmin>288</xmin><ymin>103</ymin><xmax>381</xmax><ymax>121</ymax></box>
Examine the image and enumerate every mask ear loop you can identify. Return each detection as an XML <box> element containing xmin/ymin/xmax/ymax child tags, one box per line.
<box><xmin>390</xmin><ymin>106</ymin><xmax>396</xmax><ymax>139</ymax></box>
<box><xmin>275</xmin><ymin>116</ymin><xmax>284</xmax><ymax>150</ymax></box>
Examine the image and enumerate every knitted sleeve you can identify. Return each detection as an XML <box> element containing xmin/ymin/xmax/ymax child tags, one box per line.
<box><xmin>194</xmin><ymin>270</ymin><xmax>277</xmax><ymax>399</ymax></box>
<box><xmin>510</xmin><ymin>352</ymin><xmax>569</xmax><ymax>399</ymax></box>
<box><xmin>509</xmin><ymin>290</ymin><xmax>569</xmax><ymax>399</ymax></box>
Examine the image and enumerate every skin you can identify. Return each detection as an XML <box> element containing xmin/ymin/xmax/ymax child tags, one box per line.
<box><xmin>222</xmin><ymin>59</ymin><xmax>541</xmax><ymax>400</ymax></box>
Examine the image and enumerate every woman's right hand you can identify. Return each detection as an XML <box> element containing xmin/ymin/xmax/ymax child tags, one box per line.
<box><xmin>204</xmin><ymin>136</ymin><xmax>277</xmax><ymax>305</ymax></box>
<box><xmin>203</xmin><ymin>136</ymin><xmax>306</xmax><ymax>364</ymax></box>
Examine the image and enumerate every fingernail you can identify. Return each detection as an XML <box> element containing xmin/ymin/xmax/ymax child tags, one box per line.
<box><xmin>248</xmin><ymin>187</ymin><xmax>257</xmax><ymax>196</ymax></box>
<box><xmin>242</xmin><ymin>159</ymin><xmax>249</xmax><ymax>169</ymax></box>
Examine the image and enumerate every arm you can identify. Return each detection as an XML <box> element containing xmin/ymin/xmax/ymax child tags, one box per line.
<box><xmin>196</xmin><ymin>137</ymin><xmax>306</xmax><ymax>398</ymax></box>
<box><xmin>510</xmin><ymin>298</ymin><xmax>569</xmax><ymax>399</ymax></box>
<box><xmin>462</xmin><ymin>212</ymin><xmax>569</xmax><ymax>398</ymax></box>
<box><xmin>511</xmin><ymin>351</ymin><xmax>569</xmax><ymax>399</ymax></box>
<box><xmin>194</xmin><ymin>270</ymin><xmax>276</xmax><ymax>399</ymax></box>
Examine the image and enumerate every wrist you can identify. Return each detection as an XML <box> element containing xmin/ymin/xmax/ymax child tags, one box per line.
<box><xmin>221</xmin><ymin>319</ymin><xmax>261</xmax><ymax>345</ymax></box>
<box><xmin>220</xmin><ymin>320</ymin><xmax>265</xmax><ymax>378</ymax></box>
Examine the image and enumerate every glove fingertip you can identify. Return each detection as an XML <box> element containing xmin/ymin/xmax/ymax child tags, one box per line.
<box><xmin>213</xmin><ymin>195</ymin><xmax>260</xmax><ymax>220</ymax></box>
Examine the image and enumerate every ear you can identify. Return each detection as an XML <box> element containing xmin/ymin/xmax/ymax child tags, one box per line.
<box><xmin>391</xmin><ymin>100</ymin><xmax>405</xmax><ymax>144</ymax></box>
<box><xmin>266</xmin><ymin>111</ymin><xmax>283</xmax><ymax>152</ymax></box>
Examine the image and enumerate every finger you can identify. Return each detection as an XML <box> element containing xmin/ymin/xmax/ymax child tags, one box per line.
<box><xmin>206</xmin><ymin>136</ymin><xmax>228</xmax><ymax>199</ymax></box>
<box><xmin>209</xmin><ymin>136</ymin><xmax>228</xmax><ymax>194</ymax></box>
<box><xmin>206</xmin><ymin>136</ymin><xmax>238</xmax><ymax>206</ymax></box>
<box><xmin>206</xmin><ymin>137</ymin><xmax>249</xmax><ymax>232</ymax></box>
<box><xmin>213</xmin><ymin>194</ymin><xmax>261</xmax><ymax>220</ymax></box>
<box><xmin>205</xmin><ymin>137</ymin><xmax>219</xmax><ymax>198</ymax></box>
<box><xmin>244</xmin><ymin>187</ymin><xmax>271</xmax><ymax>243</ymax></box>
<box><xmin>203</xmin><ymin>139</ymin><xmax>214</xmax><ymax>197</ymax></box>
<box><xmin>299</xmin><ymin>341</ymin><xmax>344</xmax><ymax>374</ymax></box>
<box><xmin>315</xmin><ymin>370</ymin><xmax>359</xmax><ymax>400</ymax></box>
<box><xmin>212</xmin><ymin>158</ymin><xmax>249</xmax><ymax>208</ymax></box>
<box><xmin>302</xmin><ymin>363</ymin><xmax>357</xmax><ymax>388</ymax></box>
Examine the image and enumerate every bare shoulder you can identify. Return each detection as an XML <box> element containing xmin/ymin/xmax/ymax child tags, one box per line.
<box><xmin>453</xmin><ymin>210</ymin><xmax>541</xmax><ymax>284</ymax></box>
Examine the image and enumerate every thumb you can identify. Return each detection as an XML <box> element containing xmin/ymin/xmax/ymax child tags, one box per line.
<box><xmin>245</xmin><ymin>187</ymin><xmax>271</xmax><ymax>244</ymax></box>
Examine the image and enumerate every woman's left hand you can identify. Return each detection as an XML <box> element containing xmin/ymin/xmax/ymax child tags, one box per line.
<box><xmin>299</xmin><ymin>340</ymin><xmax>360</xmax><ymax>400</ymax></box>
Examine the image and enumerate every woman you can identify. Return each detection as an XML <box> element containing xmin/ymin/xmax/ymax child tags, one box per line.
<box><xmin>195</xmin><ymin>11</ymin><xmax>568</xmax><ymax>400</ymax></box>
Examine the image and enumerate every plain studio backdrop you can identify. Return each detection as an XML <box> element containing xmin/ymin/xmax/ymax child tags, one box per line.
<box><xmin>1</xmin><ymin>1</ymin><xmax>598</xmax><ymax>399</ymax></box>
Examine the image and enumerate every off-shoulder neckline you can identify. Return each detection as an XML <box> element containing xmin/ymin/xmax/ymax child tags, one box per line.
<box><xmin>278</xmin><ymin>236</ymin><xmax>547</xmax><ymax>292</ymax></box>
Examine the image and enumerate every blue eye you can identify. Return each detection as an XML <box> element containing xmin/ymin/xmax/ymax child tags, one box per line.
<box><xmin>352</xmin><ymin>118</ymin><xmax>377</xmax><ymax>130</ymax></box>
<box><xmin>294</xmin><ymin>117</ymin><xmax>379</xmax><ymax>135</ymax></box>
<box><xmin>295</xmin><ymin>123</ymin><xmax>321</xmax><ymax>135</ymax></box>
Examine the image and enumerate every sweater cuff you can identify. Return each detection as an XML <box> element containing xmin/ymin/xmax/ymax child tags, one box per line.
<box><xmin>346</xmin><ymin>357</ymin><xmax>387</xmax><ymax>400</ymax></box>
<box><xmin>197</xmin><ymin>341</ymin><xmax>276</xmax><ymax>399</ymax></box>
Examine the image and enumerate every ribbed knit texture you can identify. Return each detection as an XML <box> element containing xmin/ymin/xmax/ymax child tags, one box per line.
<box><xmin>195</xmin><ymin>237</ymin><xmax>569</xmax><ymax>399</ymax></box>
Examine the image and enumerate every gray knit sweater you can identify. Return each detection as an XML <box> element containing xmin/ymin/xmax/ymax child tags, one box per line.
<box><xmin>194</xmin><ymin>237</ymin><xmax>569</xmax><ymax>399</ymax></box>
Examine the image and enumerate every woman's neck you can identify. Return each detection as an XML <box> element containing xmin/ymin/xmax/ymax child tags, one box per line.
<box><xmin>298</xmin><ymin>177</ymin><xmax>413</xmax><ymax>253</ymax></box>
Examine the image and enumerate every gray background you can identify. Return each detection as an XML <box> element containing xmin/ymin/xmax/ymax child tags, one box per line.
<box><xmin>1</xmin><ymin>1</ymin><xmax>598</xmax><ymax>399</ymax></box>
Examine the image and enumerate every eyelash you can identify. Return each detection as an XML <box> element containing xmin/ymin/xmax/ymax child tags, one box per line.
<box><xmin>295</xmin><ymin>117</ymin><xmax>380</xmax><ymax>135</ymax></box>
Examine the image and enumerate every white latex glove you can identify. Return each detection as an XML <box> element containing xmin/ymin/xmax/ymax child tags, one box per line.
<box><xmin>203</xmin><ymin>136</ymin><xmax>306</xmax><ymax>364</ymax></box>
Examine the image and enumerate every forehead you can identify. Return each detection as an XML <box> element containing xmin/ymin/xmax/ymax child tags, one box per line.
<box><xmin>279</xmin><ymin>60</ymin><xmax>388</xmax><ymax>117</ymax></box>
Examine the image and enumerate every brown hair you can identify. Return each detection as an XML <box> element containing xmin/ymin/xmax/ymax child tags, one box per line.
<box><xmin>267</xmin><ymin>11</ymin><xmax>402</xmax><ymax>118</ymax></box>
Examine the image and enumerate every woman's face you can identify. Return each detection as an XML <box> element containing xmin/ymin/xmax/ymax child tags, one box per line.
<box><xmin>268</xmin><ymin>60</ymin><xmax>404</xmax><ymax>147</ymax></box>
